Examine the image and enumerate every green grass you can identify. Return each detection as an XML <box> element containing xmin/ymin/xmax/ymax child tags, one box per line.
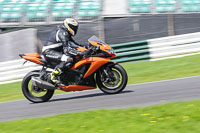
<box><xmin>1</xmin><ymin>100</ymin><xmax>200</xmax><ymax>133</ymax></box>
<box><xmin>0</xmin><ymin>82</ymin><xmax>22</xmax><ymax>102</ymax></box>
<box><xmin>124</xmin><ymin>54</ymin><xmax>200</xmax><ymax>84</ymax></box>
<box><xmin>1</xmin><ymin>54</ymin><xmax>200</xmax><ymax>102</ymax></box>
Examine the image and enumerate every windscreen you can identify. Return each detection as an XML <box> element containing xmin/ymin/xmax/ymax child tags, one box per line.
<box><xmin>88</xmin><ymin>35</ymin><xmax>106</xmax><ymax>44</ymax></box>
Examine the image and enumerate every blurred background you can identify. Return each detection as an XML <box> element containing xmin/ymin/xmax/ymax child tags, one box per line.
<box><xmin>0</xmin><ymin>0</ymin><xmax>200</xmax><ymax>61</ymax></box>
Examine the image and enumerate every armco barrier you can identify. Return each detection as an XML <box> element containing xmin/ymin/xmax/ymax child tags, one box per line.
<box><xmin>0</xmin><ymin>59</ymin><xmax>41</xmax><ymax>84</ymax></box>
<box><xmin>111</xmin><ymin>40</ymin><xmax>151</xmax><ymax>62</ymax></box>
<box><xmin>1</xmin><ymin>32</ymin><xmax>200</xmax><ymax>84</ymax></box>
<box><xmin>112</xmin><ymin>32</ymin><xmax>200</xmax><ymax>63</ymax></box>
<box><xmin>148</xmin><ymin>32</ymin><xmax>200</xmax><ymax>59</ymax></box>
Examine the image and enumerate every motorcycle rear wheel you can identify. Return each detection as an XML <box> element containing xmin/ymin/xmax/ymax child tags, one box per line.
<box><xmin>22</xmin><ymin>71</ymin><xmax>54</xmax><ymax>103</ymax></box>
<box><xmin>96</xmin><ymin>63</ymin><xmax>128</xmax><ymax>94</ymax></box>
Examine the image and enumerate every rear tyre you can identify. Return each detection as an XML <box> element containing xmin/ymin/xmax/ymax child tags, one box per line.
<box><xmin>22</xmin><ymin>71</ymin><xmax>54</xmax><ymax>103</ymax></box>
<box><xmin>96</xmin><ymin>63</ymin><xmax>128</xmax><ymax>94</ymax></box>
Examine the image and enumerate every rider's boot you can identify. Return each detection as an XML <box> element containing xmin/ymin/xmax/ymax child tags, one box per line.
<box><xmin>50</xmin><ymin>68</ymin><xmax>63</xmax><ymax>85</ymax></box>
<box><xmin>50</xmin><ymin>62</ymin><xmax>73</xmax><ymax>86</ymax></box>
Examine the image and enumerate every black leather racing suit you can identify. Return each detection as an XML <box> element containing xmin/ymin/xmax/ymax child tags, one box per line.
<box><xmin>42</xmin><ymin>25</ymin><xmax>86</xmax><ymax>71</ymax></box>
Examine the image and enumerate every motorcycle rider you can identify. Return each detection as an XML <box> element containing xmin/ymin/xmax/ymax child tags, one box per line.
<box><xmin>42</xmin><ymin>18</ymin><xmax>90</xmax><ymax>85</ymax></box>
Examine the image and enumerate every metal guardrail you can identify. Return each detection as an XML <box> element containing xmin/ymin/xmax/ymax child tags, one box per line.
<box><xmin>111</xmin><ymin>40</ymin><xmax>150</xmax><ymax>63</ymax></box>
<box><xmin>148</xmin><ymin>32</ymin><xmax>200</xmax><ymax>59</ymax></box>
<box><xmin>1</xmin><ymin>32</ymin><xmax>200</xmax><ymax>84</ymax></box>
<box><xmin>0</xmin><ymin>59</ymin><xmax>41</xmax><ymax>84</ymax></box>
<box><xmin>111</xmin><ymin>32</ymin><xmax>200</xmax><ymax>63</ymax></box>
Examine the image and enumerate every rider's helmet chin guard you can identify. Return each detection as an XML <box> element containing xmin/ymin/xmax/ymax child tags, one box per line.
<box><xmin>63</xmin><ymin>18</ymin><xmax>79</xmax><ymax>36</ymax></box>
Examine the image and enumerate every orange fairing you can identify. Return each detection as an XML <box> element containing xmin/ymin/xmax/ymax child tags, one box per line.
<box><xmin>25</xmin><ymin>53</ymin><xmax>40</xmax><ymax>57</ymax></box>
<box><xmin>71</xmin><ymin>57</ymin><xmax>110</xmax><ymax>78</ymax></box>
<box><xmin>77</xmin><ymin>46</ymin><xmax>87</xmax><ymax>52</ymax></box>
<box><xmin>89</xmin><ymin>41</ymin><xmax>112</xmax><ymax>50</ymax></box>
<box><xmin>58</xmin><ymin>85</ymin><xmax>96</xmax><ymax>91</ymax></box>
<box><xmin>89</xmin><ymin>41</ymin><xmax>116</xmax><ymax>58</ymax></box>
<box><xmin>22</xmin><ymin>53</ymin><xmax>44</xmax><ymax>65</ymax></box>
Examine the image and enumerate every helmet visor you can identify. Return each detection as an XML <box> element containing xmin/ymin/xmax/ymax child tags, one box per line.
<box><xmin>68</xmin><ymin>23</ymin><xmax>78</xmax><ymax>36</ymax></box>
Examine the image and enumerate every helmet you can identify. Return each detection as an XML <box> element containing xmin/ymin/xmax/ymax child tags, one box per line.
<box><xmin>63</xmin><ymin>18</ymin><xmax>79</xmax><ymax>36</ymax></box>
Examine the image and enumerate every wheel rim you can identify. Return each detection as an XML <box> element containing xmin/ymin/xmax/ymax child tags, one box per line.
<box><xmin>100</xmin><ymin>68</ymin><xmax>122</xmax><ymax>90</ymax></box>
<box><xmin>27</xmin><ymin>75</ymin><xmax>48</xmax><ymax>98</ymax></box>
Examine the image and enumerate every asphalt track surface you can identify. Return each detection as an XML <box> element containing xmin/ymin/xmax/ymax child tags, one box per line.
<box><xmin>1</xmin><ymin>76</ymin><xmax>200</xmax><ymax>122</ymax></box>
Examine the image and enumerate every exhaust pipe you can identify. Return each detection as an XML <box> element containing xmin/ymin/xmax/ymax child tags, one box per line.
<box><xmin>32</xmin><ymin>77</ymin><xmax>56</xmax><ymax>90</ymax></box>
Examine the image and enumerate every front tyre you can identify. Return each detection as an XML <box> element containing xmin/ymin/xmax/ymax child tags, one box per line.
<box><xmin>22</xmin><ymin>71</ymin><xmax>54</xmax><ymax>103</ymax></box>
<box><xmin>96</xmin><ymin>63</ymin><xmax>128</xmax><ymax>94</ymax></box>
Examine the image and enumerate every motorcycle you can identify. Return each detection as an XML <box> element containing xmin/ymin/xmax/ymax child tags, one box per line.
<box><xmin>19</xmin><ymin>35</ymin><xmax>128</xmax><ymax>103</ymax></box>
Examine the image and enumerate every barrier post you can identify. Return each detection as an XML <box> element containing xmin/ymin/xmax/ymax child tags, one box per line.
<box><xmin>98</xmin><ymin>17</ymin><xmax>105</xmax><ymax>42</ymax></box>
<box><xmin>168</xmin><ymin>14</ymin><xmax>175</xmax><ymax>36</ymax></box>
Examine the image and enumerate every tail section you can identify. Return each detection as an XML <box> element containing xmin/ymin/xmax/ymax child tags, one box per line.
<box><xmin>19</xmin><ymin>53</ymin><xmax>44</xmax><ymax>65</ymax></box>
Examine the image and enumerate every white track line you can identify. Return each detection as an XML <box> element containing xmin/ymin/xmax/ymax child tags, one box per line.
<box><xmin>0</xmin><ymin>79</ymin><xmax>22</xmax><ymax>85</ymax></box>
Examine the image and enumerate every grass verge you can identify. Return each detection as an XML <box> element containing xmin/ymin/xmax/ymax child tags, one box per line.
<box><xmin>1</xmin><ymin>100</ymin><xmax>200</xmax><ymax>133</ymax></box>
<box><xmin>1</xmin><ymin>54</ymin><xmax>200</xmax><ymax>102</ymax></box>
<box><xmin>123</xmin><ymin>54</ymin><xmax>200</xmax><ymax>84</ymax></box>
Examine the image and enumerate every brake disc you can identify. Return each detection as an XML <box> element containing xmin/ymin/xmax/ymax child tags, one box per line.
<box><xmin>103</xmin><ymin>70</ymin><xmax>120</xmax><ymax>88</ymax></box>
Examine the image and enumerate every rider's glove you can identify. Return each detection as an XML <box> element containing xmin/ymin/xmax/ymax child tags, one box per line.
<box><xmin>91</xmin><ymin>45</ymin><xmax>100</xmax><ymax>52</ymax></box>
<box><xmin>78</xmin><ymin>49</ymin><xmax>90</xmax><ymax>57</ymax></box>
<box><xmin>80</xmin><ymin>43</ymin><xmax>89</xmax><ymax>49</ymax></box>
<box><xmin>78</xmin><ymin>46</ymin><xmax>99</xmax><ymax>57</ymax></box>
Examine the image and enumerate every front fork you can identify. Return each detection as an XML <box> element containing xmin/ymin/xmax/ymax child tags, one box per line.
<box><xmin>100</xmin><ymin>63</ymin><xmax>116</xmax><ymax>82</ymax></box>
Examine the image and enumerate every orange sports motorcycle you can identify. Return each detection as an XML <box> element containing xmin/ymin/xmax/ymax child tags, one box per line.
<box><xmin>20</xmin><ymin>36</ymin><xmax>128</xmax><ymax>103</ymax></box>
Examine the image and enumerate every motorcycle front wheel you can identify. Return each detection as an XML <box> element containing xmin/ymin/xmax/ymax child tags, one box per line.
<box><xmin>96</xmin><ymin>63</ymin><xmax>128</xmax><ymax>94</ymax></box>
<box><xmin>22</xmin><ymin>71</ymin><xmax>54</xmax><ymax>103</ymax></box>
